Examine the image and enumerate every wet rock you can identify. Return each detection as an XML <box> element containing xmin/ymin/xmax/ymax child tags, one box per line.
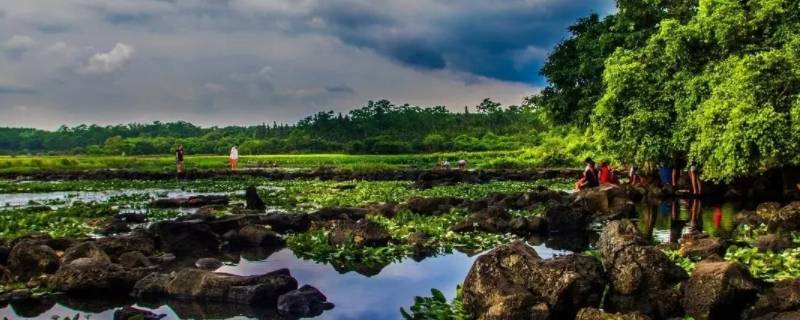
<box><xmin>260</xmin><ymin>213</ymin><xmax>311</xmax><ymax>233</ymax></box>
<box><xmin>461</xmin><ymin>241</ymin><xmax>606</xmax><ymax>320</ymax></box>
<box><xmin>545</xmin><ymin>202</ymin><xmax>591</xmax><ymax>232</ymax></box>
<box><xmin>8</xmin><ymin>239</ymin><xmax>61</xmax><ymax>282</ymax></box>
<box><xmin>96</xmin><ymin>231</ymin><xmax>157</xmax><ymax>258</ymax></box>
<box><xmin>366</xmin><ymin>202</ymin><xmax>398</xmax><ymax>218</ymax></box>
<box><xmin>151</xmin><ymin>195</ymin><xmax>229</xmax><ymax>208</ymax></box>
<box><xmin>327</xmin><ymin>219</ymin><xmax>391</xmax><ymax>247</ymax></box>
<box><xmin>575</xmin><ymin>308</ymin><xmax>650</xmax><ymax>320</ymax></box>
<box><xmin>62</xmin><ymin>242</ymin><xmax>111</xmax><ymax>265</ymax></box>
<box><xmin>598</xmin><ymin>220</ymin><xmax>687</xmax><ymax>318</ymax></box>
<box><xmin>754</xmin><ymin>234</ymin><xmax>794</xmax><ymax>252</ymax></box>
<box><xmin>406</xmin><ymin>197</ymin><xmax>463</xmax><ymax>215</ymax></box>
<box><xmin>311</xmin><ymin>207</ymin><xmax>367</xmax><ymax>221</ymax></box>
<box><xmin>114</xmin><ymin>306</ymin><xmax>166</xmax><ymax>320</ymax></box>
<box><xmin>118</xmin><ymin>251</ymin><xmax>153</xmax><ymax>269</ymax></box>
<box><xmin>748</xmin><ymin>278</ymin><xmax>800</xmax><ymax>318</ymax></box>
<box><xmin>132</xmin><ymin>268</ymin><xmax>298</xmax><ymax>305</ymax></box>
<box><xmin>277</xmin><ymin>284</ymin><xmax>335</xmax><ymax>318</ymax></box>
<box><xmin>683</xmin><ymin>260</ymin><xmax>758</xmax><ymax>320</ymax></box>
<box><xmin>680</xmin><ymin>234</ymin><xmax>727</xmax><ymax>260</ymax></box>
<box><xmin>229</xmin><ymin>225</ymin><xmax>285</xmax><ymax>247</ymax></box>
<box><xmin>245</xmin><ymin>186</ymin><xmax>266</xmax><ymax>211</ymax></box>
<box><xmin>195</xmin><ymin>257</ymin><xmax>223</xmax><ymax>270</ymax></box>
<box><xmin>151</xmin><ymin>220</ymin><xmax>220</xmax><ymax>254</ymax></box>
<box><xmin>48</xmin><ymin>258</ymin><xmax>149</xmax><ymax>294</ymax></box>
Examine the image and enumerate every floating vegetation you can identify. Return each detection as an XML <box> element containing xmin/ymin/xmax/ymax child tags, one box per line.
<box><xmin>400</xmin><ymin>287</ymin><xmax>471</xmax><ymax>320</ymax></box>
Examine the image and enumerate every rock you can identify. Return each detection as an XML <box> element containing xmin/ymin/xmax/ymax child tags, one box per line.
<box><xmin>575</xmin><ymin>308</ymin><xmax>650</xmax><ymax>320</ymax></box>
<box><xmin>150</xmin><ymin>195</ymin><xmax>229</xmax><ymax>208</ymax></box>
<box><xmin>754</xmin><ymin>234</ymin><xmax>794</xmax><ymax>252</ymax></box>
<box><xmin>311</xmin><ymin>207</ymin><xmax>368</xmax><ymax>221</ymax></box>
<box><xmin>734</xmin><ymin>210</ymin><xmax>762</xmax><ymax>227</ymax></box>
<box><xmin>7</xmin><ymin>239</ymin><xmax>61</xmax><ymax>282</ymax></box>
<box><xmin>206</xmin><ymin>215</ymin><xmax>253</xmax><ymax>235</ymax></box>
<box><xmin>749</xmin><ymin>311</ymin><xmax>800</xmax><ymax>320</ymax></box>
<box><xmin>0</xmin><ymin>244</ymin><xmax>8</xmax><ymax>266</ymax></box>
<box><xmin>0</xmin><ymin>289</ymin><xmax>32</xmax><ymax>303</ymax></box>
<box><xmin>100</xmin><ymin>219</ymin><xmax>132</xmax><ymax>235</ymax></box>
<box><xmin>245</xmin><ymin>186</ymin><xmax>266</xmax><ymax>211</ymax></box>
<box><xmin>450</xmin><ymin>206</ymin><xmax>511</xmax><ymax>234</ymax></box>
<box><xmin>96</xmin><ymin>231</ymin><xmax>157</xmax><ymax>258</ymax></box>
<box><xmin>755</xmin><ymin>202</ymin><xmax>782</xmax><ymax>230</ymax></box>
<box><xmin>195</xmin><ymin>257</ymin><xmax>223</xmax><ymax>270</ymax></box>
<box><xmin>113</xmin><ymin>306</ymin><xmax>165</xmax><ymax>320</ymax></box>
<box><xmin>680</xmin><ymin>234</ymin><xmax>727</xmax><ymax>260</ymax></box>
<box><xmin>151</xmin><ymin>220</ymin><xmax>220</xmax><ymax>254</ymax></box>
<box><xmin>406</xmin><ymin>197</ymin><xmax>463</xmax><ymax>215</ymax></box>
<box><xmin>774</xmin><ymin>202</ymin><xmax>800</xmax><ymax>231</ymax></box>
<box><xmin>545</xmin><ymin>202</ymin><xmax>591</xmax><ymax>232</ymax></box>
<box><xmin>598</xmin><ymin>220</ymin><xmax>687</xmax><ymax>318</ymax></box>
<box><xmin>48</xmin><ymin>258</ymin><xmax>149</xmax><ymax>294</ymax></box>
<box><xmin>277</xmin><ymin>284</ymin><xmax>335</xmax><ymax>318</ymax></box>
<box><xmin>366</xmin><ymin>202</ymin><xmax>398</xmax><ymax>218</ymax></box>
<box><xmin>230</xmin><ymin>225</ymin><xmax>285</xmax><ymax>247</ymax></box>
<box><xmin>461</xmin><ymin>241</ymin><xmax>606</xmax><ymax>320</ymax></box>
<box><xmin>118</xmin><ymin>251</ymin><xmax>153</xmax><ymax>269</ymax></box>
<box><xmin>260</xmin><ymin>213</ymin><xmax>312</xmax><ymax>233</ymax></box>
<box><xmin>0</xmin><ymin>265</ymin><xmax>12</xmax><ymax>284</ymax></box>
<box><xmin>62</xmin><ymin>242</ymin><xmax>111</xmax><ymax>265</ymax></box>
<box><xmin>747</xmin><ymin>278</ymin><xmax>800</xmax><ymax>319</ymax></box>
<box><xmin>406</xmin><ymin>232</ymin><xmax>430</xmax><ymax>246</ymax></box>
<box><xmin>114</xmin><ymin>212</ymin><xmax>148</xmax><ymax>223</ymax></box>
<box><xmin>327</xmin><ymin>219</ymin><xmax>391</xmax><ymax>247</ymax></box>
<box><xmin>682</xmin><ymin>260</ymin><xmax>758</xmax><ymax>320</ymax></box>
<box><xmin>132</xmin><ymin>268</ymin><xmax>298</xmax><ymax>305</ymax></box>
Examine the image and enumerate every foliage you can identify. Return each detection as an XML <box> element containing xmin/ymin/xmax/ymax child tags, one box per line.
<box><xmin>592</xmin><ymin>0</ymin><xmax>800</xmax><ymax>181</ymax></box>
<box><xmin>0</xmin><ymin>202</ymin><xmax>117</xmax><ymax>239</ymax></box>
<box><xmin>286</xmin><ymin>230</ymin><xmax>411</xmax><ymax>272</ymax></box>
<box><xmin>400</xmin><ymin>287</ymin><xmax>471</xmax><ymax>320</ymax></box>
<box><xmin>662</xmin><ymin>247</ymin><xmax>698</xmax><ymax>274</ymax></box>
<box><xmin>725</xmin><ymin>245</ymin><xmax>800</xmax><ymax>282</ymax></box>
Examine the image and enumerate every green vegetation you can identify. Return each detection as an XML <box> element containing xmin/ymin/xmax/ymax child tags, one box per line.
<box><xmin>400</xmin><ymin>287</ymin><xmax>471</xmax><ymax>320</ymax></box>
<box><xmin>0</xmin><ymin>202</ymin><xmax>116</xmax><ymax>238</ymax></box>
<box><xmin>725</xmin><ymin>245</ymin><xmax>800</xmax><ymax>282</ymax></box>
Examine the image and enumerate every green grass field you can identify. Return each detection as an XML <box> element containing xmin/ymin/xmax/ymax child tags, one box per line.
<box><xmin>0</xmin><ymin>150</ymin><xmax>565</xmax><ymax>173</ymax></box>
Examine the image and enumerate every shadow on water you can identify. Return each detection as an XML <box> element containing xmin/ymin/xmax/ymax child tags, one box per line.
<box><xmin>0</xmin><ymin>243</ymin><xmax>572</xmax><ymax>320</ymax></box>
<box><xmin>637</xmin><ymin>198</ymin><xmax>740</xmax><ymax>244</ymax></box>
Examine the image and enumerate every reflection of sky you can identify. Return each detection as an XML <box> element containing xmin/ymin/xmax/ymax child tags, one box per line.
<box><xmin>0</xmin><ymin>244</ymin><xmax>569</xmax><ymax>320</ymax></box>
<box><xmin>0</xmin><ymin>189</ymin><xmax>226</xmax><ymax>208</ymax></box>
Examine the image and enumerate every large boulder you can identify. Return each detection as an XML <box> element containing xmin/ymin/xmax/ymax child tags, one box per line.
<box><xmin>132</xmin><ymin>268</ymin><xmax>298</xmax><ymax>305</ymax></box>
<box><xmin>118</xmin><ymin>251</ymin><xmax>153</xmax><ymax>269</ymax></box>
<box><xmin>260</xmin><ymin>213</ymin><xmax>311</xmax><ymax>233</ymax></box>
<box><xmin>327</xmin><ymin>219</ymin><xmax>391</xmax><ymax>247</ymax></box>
<box><xmin>545</xmin><ymin>202</ymin><xmax>591</xmax><ymax>232</ymax></box>
<box><xmin>575</xmin><ymin>308</ymin><xmax>650</xmax><ymax>320</ymax></box>
<box><xmin>747</xmin><ymin>278</ymin><xmax>800</xmax><ymax>319</ymax></box>
<box><xmin>7</xmin><ymin>239</ymin><xmax>61</xmax><ymax>282</ymax></box>
<box><xmin>774</xmin><ymin>202</ymin><xmax>800</xmax><ymax>231</ymax></box>
<box><xmin>151</xmin><ymin>220</ymin><xmax>220</xmax><ymax>254</ymax></box>
<box><xmin>682</xmin><ymin>260</ymin><xmax>758</xmax><ymax>320</ymax></box>
<box><xmin>48</xmin><ymin>258</ymin><xmax>149</xmax><ymax>294</ymax></box>
<box><xmin>62</xmin><ymin>242</ymin><xmax>111</xmax><ymax>265</ymax></box>
<box><xmin>754</xmin><ymin>234</ymin><xmax>794</xmax><ymax>252</ymax></box>
<box><xmin>277</xmin><ymin>284</ymin><xmax>335</xmax><ymax>318</ymax></box>
<box><xmin>228</xmin><ymin>225</ymin><xmax>285</xmax><ymax>247</ymax></box>
<box><xmin>405</xmin><ymin>197</ymin><xmax>463</xmax><ymax>215</ymax></box>
<box><xmin>311</xmin><ymin>207</ymin><xmax>367</xmax><ymax>221</ymax></box>
<box><xmin>461</xmin><ymin>241</ymin><xmax>606</xmax><ymax>320</ymax></box>
<box><xmin>113</xmin><ymin>306</ymin><xmax>165</xmax><ymax>320</ymax></box>
<box><xmin>573</xmin><ymin>185</ymin><xmax>636</xmax><ymax>219</ymax></box>
<box><xmin>245</xmin><ymin>186</ymin><xmax>266</xmax><ymax>211</ymax></box>
<box><xmin>451</xmin><ymin>206</ymin><xmax>511</xmax><ymax>234</ymax></box>
<box><xmin>598</xmin><ymin>220</ymin><xmax>687</xmax><ymax>318</ymax></box>
<box><xmin>680</xmin><ymin>234</ymin><xmax>727</xmax><ymax>260</ymax></box>
<box><xmin>96</xmin><ymin>231</ymin><xmax>157</xmax><ymax>258</ymax></box>
<box><xmin>150</xmin><ymin>195</ymin><xmax>229</xmax><ymax>208</ymax></box>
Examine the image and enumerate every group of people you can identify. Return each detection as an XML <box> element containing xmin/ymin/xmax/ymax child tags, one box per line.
<box><xmin>575</xmin><ymin>157</ymin><xmax>703</xmax><ymax>195</ymax></box>
<box><xmin>174</xmin><ymin>144</ymin><xmax>240</xmax><ymax>173</ymax></box>
<box><xmin>435</xmin><ymin>159</ymin><xmax>468</xmax><ymax>171</ymax></box>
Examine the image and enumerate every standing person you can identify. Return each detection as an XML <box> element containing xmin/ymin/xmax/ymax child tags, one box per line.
<box><xmin>229</xmin><ymin>145</ymin><xmax>239</xmax><ymax>171</ymax></box>
<box><xmin>689</xmin><ymin>160</ymin><xmax>702</xmax><ymax>196</ymax></box>
<box><xmin>175</xmin><ymin>144</ymin><xmax>185</xmax><ymax>174</ymax></box>
<box><xmin>629</xmin><ymin>164</ymin><xmax>642</xmax><ymax>185</ymax></box>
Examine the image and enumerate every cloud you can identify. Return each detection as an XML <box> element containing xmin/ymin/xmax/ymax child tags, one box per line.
<box><xmin>325</xmin><ymin>85</ymin><xmax>355</xmax><ymax>95</ymax></box>
<box><xmin>2</xmin><ymin>35</ymin><xmax>36</xmax><ymax>57</ymax></box>
<box><xmin>0</xmin><ymin>85</ymin><xmax>38</xmax><ymax>95</ymax></box>
<box><xmin>82</xmin><ymin>43</ymin><xmax>135</xmax><ymax>74</ymax></box>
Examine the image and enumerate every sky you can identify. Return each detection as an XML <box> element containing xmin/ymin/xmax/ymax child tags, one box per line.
<box><xmin>0</xmin><ymin>0</ymin><xmax>614</xmax><ymax>129</ymax></box>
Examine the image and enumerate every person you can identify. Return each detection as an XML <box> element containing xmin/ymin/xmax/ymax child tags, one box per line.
<box><xmin>175</xmin><ymin>144</ymin><xmax>185</xmax><ymax>173</ymax></box>
<box><xmin>229</xmin><ymin>145</ymin><xmax>239</xmax><ymax>171</ymax></box>
<box><xmin>628</xmin><ymin>164</ymin><xmax>642</xmax><ymax>185</ymax></box>
<box><xmin>659</xmin><ymin>163</ymin><xmax>673</xmax><ymax>186</ymax></box>
<box><xmin>598</xmin><ymin>161</ymin><xmax>619</xmax><ymax>185</ymax></box>
<box><xmin>689</xmin><ymin>160</ymin><xmax>702</xmax><ymax>195</ymax></box>
<box><xmin>575</xmin><ymin>157</ymin><xmax>599</xmax><ymax>191</ymax></box>
<box><xmin>442</xmin><ymin>160</ymin><xmax>451</xmax><ymax>170</ymax></box>
<box><xmin>457</xmin><ymin>159</ymin><xmax>467</xmax><ymax>171</ymax></box>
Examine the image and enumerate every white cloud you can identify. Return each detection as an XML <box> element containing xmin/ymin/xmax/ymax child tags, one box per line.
<box><xmin>82</xmin><ymin>42</ymin><xmax>135</xmax><ymax>74</ymax></box>
<box><xmin>2</xmin><ymin>35</ymin><xmax>36</xmax><ymax>55</ymax></box>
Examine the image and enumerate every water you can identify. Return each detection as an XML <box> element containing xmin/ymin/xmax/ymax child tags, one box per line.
<box><xmin>0</xmin><ymin>189</ymin><xmax>227</xmax><ymax>208</ymax></box>
<box><xmin>637</xmin><ymin>199</ymin><xmax>739</xmax><ymax>244</ymax></box>
<box><xmin>0</xmin><ymin>244</ymin><xmax>570</xmax><ymax>320</ymax></box>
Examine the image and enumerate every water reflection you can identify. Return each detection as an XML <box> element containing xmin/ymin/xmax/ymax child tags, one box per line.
<box><xmin>0</xmin><ymin>243</ymin><xmax>570</xmax><ymax>320</ymax></box>
<box><xmin>638</xmin><ymin>199</ymin><xmax>738</xmax><ymax>243</ymax></box>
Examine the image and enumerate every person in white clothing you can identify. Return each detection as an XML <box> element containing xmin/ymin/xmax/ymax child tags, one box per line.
<box><xmin>229</xmin><ymin>145</ymin><xmax>239</xmax><ymax>171</ymax></box>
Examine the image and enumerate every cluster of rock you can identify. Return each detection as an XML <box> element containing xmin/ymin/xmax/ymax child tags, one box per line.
<box><xmin>460</xmin><ymin>218</ymin><xmax>800</xmax><ymax>320</ymax></box>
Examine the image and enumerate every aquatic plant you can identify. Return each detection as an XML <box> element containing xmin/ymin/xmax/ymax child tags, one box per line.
<box><xmin>724</xmin><ymin>245</ymin><xmax>800</xmax><ymax>282</ymax></box>
<box><xmin>400</xmin><ymin>287</ymin><xmax>471</xmax><ymax>320</ymax></box>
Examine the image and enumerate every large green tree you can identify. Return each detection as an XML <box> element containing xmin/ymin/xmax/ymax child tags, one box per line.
<box><xmin>594</xmin><ymin>0</ymin><xmax>800</xmax><ymax>181</ymax></box>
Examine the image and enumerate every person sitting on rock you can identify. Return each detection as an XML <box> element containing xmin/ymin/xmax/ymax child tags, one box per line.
<box><xmin>442</xmin><ymin>160</ymin><xmax>451</xmax><ymax>170</ymax></box>
<box><xmin>575</xmin><ymin>158</ymin><xmax>599</xmax><ymax>191</ymax></box>
<box><xmin>598</xmin><ymin>161</ymin><xmax>619</xmax><ymax>185</ymax></box>
<box><xmin>457</xmin><ymin>159</ymin><xmax>467</xmax><ymax>171</ymax></box>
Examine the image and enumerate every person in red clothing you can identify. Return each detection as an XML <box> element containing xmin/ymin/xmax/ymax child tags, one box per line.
<box><xmin>598</xmin><ymin>161</ymin><xmax>619</xmax><ymax>185</ymax></box>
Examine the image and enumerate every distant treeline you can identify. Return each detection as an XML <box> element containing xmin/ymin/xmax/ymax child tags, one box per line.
<box><xmin>0</xmin><ymin>99</ymin><xmax>549</xmax><ymax>155</ymax></box>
